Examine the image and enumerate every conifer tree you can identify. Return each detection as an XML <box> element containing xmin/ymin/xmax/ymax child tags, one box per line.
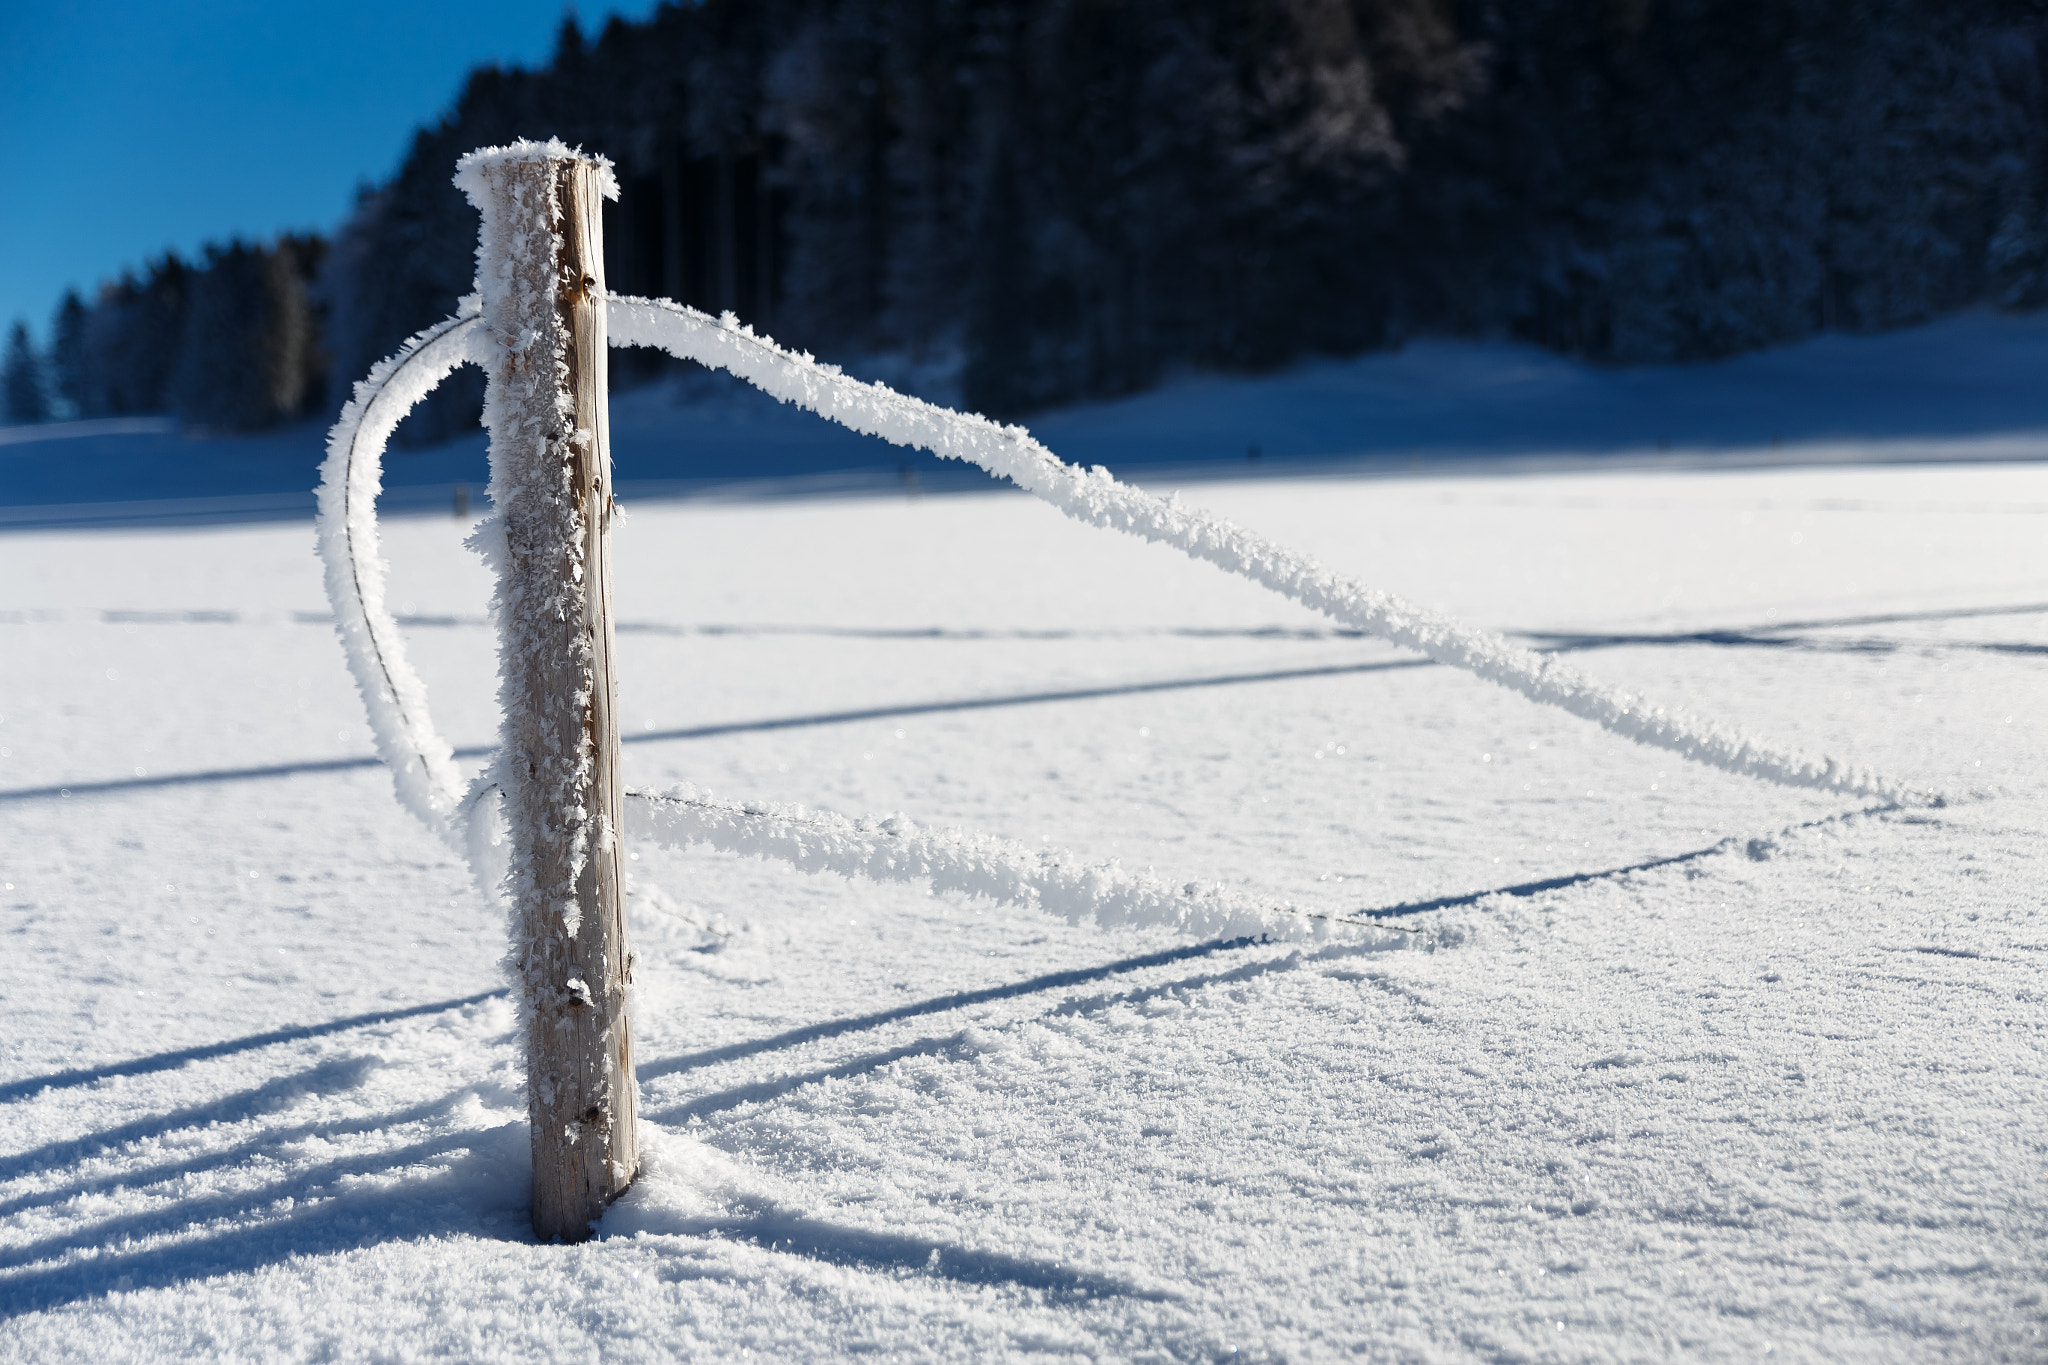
<box><xmin>3</xmin><ymin>320</ymin><xmax>47</xmax><ymax>424</ymax></box>
<box><xmin>306</xmin><ymin>0</ymin><xmax>2048</xmax><ymax>414</ymax></box>
<box><xmin>49</xmin><ymin>290</ymin><xmax>91</xmax><ymax>419</ymax></box>
<box><xmin>86</xmin><ymin>257</ymin><xmax>191</xmax><ymax>415</ymax></box>
<box><xmin>170</xmin><ymin>241</ymin><xmax>315</xmax><ymax>431</ymax></box>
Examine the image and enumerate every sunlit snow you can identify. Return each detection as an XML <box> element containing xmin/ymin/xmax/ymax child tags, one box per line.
<box><xmin>2</xmin><ymin>438</ymin><xmax>2041</xmax><ymax>1356</ymax></box>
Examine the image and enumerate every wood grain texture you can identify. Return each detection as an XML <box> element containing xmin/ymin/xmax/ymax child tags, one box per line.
<box><xmin>519</xmin><ymin>155</ymin><xmax>637</xmax><ymax>1243</ymax></box>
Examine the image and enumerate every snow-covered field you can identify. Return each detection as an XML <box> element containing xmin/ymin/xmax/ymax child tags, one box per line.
<box><xmin>9</xmin><ymin>305</ymin><xmax>2048</xmax><ymax>527</ymax></box>
<box><xmin>2</xmin><ymin>455</ymin><xmax>2044</xmax><ymax>1359</ymax></box>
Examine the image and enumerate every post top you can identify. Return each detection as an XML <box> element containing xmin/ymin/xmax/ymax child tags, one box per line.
<box><xmin>454</xmin><ymin>139</ymin><xmax>619</xmax><ymax>203</ymax></box>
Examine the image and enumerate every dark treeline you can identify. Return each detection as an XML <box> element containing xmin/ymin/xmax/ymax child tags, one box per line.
<box><xmin>333</xmin><ymin>0</ymin><xmax>2048</xmax><ymax>434</ymax></box>
<box><xmin>19</xmin><ymin>0</ymin><xmax>2048</xmax><ymax>434</ymax></box>
<box><xmin>8</xmin><ymin>236</ymin><xmax>329</xmax><ymax>430</ymax></box>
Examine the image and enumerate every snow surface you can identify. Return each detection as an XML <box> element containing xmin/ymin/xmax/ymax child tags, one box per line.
<box><xmin>1</xmin><ymin>455</ymin><xmax>2043</xmax><ymax>1358</ymax></box>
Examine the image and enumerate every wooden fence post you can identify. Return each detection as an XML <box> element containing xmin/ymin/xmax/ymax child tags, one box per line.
<box><xmin>458</xmin><ymin>143</ymin><xmax>637</xmax><ymax>1242</ymax></box>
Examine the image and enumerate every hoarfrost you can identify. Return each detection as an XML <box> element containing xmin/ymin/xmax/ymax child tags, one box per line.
<box><xmin>315</xmin><ymin>267</ymin><xmax>1925</xmax><ymax>952</ymax></box>
<box><xmin>626</xmin><ymin>784</ymin><xmax>1415</xmax><ymax>948</ymax></box>
<box><xmin>607</xmin><ymin>295</ymin><xmax>1924</xmax><ymax>803</ymax></box>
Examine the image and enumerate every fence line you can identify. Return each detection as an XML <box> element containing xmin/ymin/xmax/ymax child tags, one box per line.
<box><xmin>609</xmin><ymin>296</ymin><xmax>1927</xmax><ymax>806</ymax></box>
<box><xmin>444</xmin><ymin>779</ymin><xmax>1423</xmax><ymax>946</ymax></box>
<box><xmin>315</xmin><ymin>295</ymin><xmax>1929</xmax><ymax>936</ymax></box>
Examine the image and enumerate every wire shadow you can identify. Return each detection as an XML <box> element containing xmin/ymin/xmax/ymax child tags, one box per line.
<box><xmin>631</xmin><ymin>620</ymin><xmax>1365</xmax><ymax>643</ymax></box>
<box><xmin>0</xmin><ymin>1056</ymin><xmax>379</xmax><ymax>1186</ymax></box>
<box><xmin>0</xmin><ymin>1130</ymin><xmax>486</xmax><ymax>1275</ymax></box>
<box><xmin>624</xmin><ymin>657</ymin><xmax>1427</xmax><ymax>746</ymax></box>
<box><xmin>0</xmin><ymin>1088</ymin><xmax>469</xmax><ymax>1223</ymax></box>
<box><xmin>0</xmin><ymin>658</ymin><xmax>1423</xmax><ymax>804</ymax></box>
<box><xmin>1523</xmin><ymin>601</ymin><xmax>2048</xmax><ymax>656</ymax></box>
<box><xmin>11</xmin><ymin>594</ymin><xmax>2028</xmax><ymax>808</ymax></box>
<box><xmin>638</xmin><ymin>1207</ymin><xmax>1164</xmax><ymax>1300</ymax></box>
<box><xmin>77</xmin><ymin>599</ymin><xmax>2048</xmax><ymax>639</ymax></box>
<box><xmin>401</xmin><ymin>599</ymin><xmax>2048</xmax><ymax>651</ymax></box>
<box><xmin>0</xmin><ymin>990</ymin><xmax>506</xmax><ymax>1104</ymax></box>
<box><xmin>0</xmin><ymin>1121</ymin><xmax>522</xmax><ymax>1320</ymax></box>
<box><xmin>644</xmin><ymin>941</ymin><xmax>1398</xmax><ymax>1126</ymax></box>
<box><xmin>359</xmin><ymin>613</ymin><xmax>1368</xmax><ymax>644</ymax></box>
<box><xmin>1352</xmin><ymin>800</ymin><xmax>1908</xmax><ymax>920</ymax></box>
<box><xmin>1531</xmin><ymin>628</ymin><xmax>1834</xmax><ymax>652</ymax></box>
<box><xmin>5</xmin><ymin>595</ymin><xmax>2034</xmax><ymax>807</ymax></box>
<box><xmin>1352</xmin><ymin>844</ymin><xmax>1731</xmax><ymax>919</ymax></box>
<box><xmin>637</xmin><ymin>936</ymin><xmax>1260</xmax><ymax>1083</ymax></box>
<box><xmin>1528</xmin><ymin>628</ymin><xmax>2043</xmax><ymax>657</ymax></box>
<box><xmin>1726</xmin><ymin>601</ymin><xmax>2048</xmax><ymax>632</ymax></box>
<box><xmin>0</xmin><ymin>754</ymin><xmax>400</xmax><ymax>803</ymax></box>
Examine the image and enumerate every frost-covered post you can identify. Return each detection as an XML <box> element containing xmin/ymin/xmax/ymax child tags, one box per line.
<box><xmin>456</xmin><ymin>141</ymin><xmax>637</xmax><ymax>1242</ymax></box>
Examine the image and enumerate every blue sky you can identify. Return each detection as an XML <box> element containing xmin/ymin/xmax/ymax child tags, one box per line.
<box><xmin>0</xmin><ymin>1</ymin><xmax>659</xmax><ymax>342</ymax></box>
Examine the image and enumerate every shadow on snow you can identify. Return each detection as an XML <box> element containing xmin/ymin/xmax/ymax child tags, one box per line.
<box><xmin>1</xmin><ymin>598</ymin><xmax>2038</xmax><ymax>806</ymax></box>
<box><xmin>0</xmin><ymin>992</ymin><xmax>505</xmax><ymax>1104</ymax></box>
<box><xmin>639</xmin><ymin>937</ymin><xmax>1405</xmax><ymax>1126</ymax></box>
<box><xmin>0</xmin><ymin>798</ymin><xmax>1917</xmax><ymax>1318</ymax></box>
<box><xmin>0</xmin><ymin>659</ymin><xmax>1427</xmax><ymax>804</ymax></box>
<box><xmin>636</xmin><ymin>936</ymin><xmax>1264</xmax><ymax>1084</ymax></box>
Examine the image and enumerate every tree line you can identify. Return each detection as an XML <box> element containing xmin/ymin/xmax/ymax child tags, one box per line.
<box><xmin>11</xmin><ymin>0</ymin><xmax>2048</xmax><ymax>433</ymax></box>
<box><xmin>5</xmin><ymin>236</ymin><xmax>327</xmax><ymax>430</ymax></box>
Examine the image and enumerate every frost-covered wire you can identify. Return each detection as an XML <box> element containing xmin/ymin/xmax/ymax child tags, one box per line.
<box><xmin>624</xmin><ymin>785</ymin><xmax>1415</xmax><ymax>948</ymax></box>
<box><xmin>313</xmin><ymin>302</ymin><xmax>485</xmax><ymax>844</ymax></box>
<box><xmin>608</xmin><ymin>295</ymin><xmax>1926</xmax><ymax>803</ymax></box>
<box><xmin>316</xmin><ymin>283</ymin><xmax>1924</xmax><ymax>922</ymax></box>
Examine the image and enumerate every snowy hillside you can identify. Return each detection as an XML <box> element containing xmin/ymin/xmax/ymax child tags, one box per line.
<box><xmin>1</xmin><ymin>449</ymin><xmax>2043</xmax><ymax>1357</ymax></box>
<box><xmin>6</xmin><ymin>306</ymin><xmax>2048</xmax><ymax>527</ymax></box>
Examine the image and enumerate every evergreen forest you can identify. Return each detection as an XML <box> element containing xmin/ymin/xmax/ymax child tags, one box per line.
<box><xmin>11</xmin><ymin>0</ymin><xmax>2047</xmax><ymax>434</ymax></box>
